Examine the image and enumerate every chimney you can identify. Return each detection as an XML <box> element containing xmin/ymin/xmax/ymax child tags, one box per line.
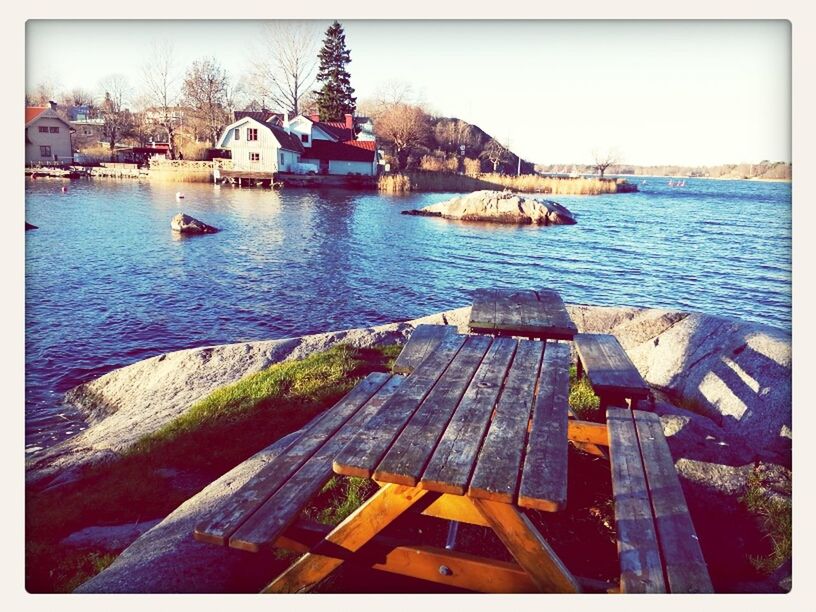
<box><xmin>309</xmin><ymin>113</ymin><xmax>320</xmax><ymax>123</ymax></box>
<box><xmin>344</xmin><ymin>113</ymin><xmax>353</xmax><ymax>130</ymax></box>
<box><xmin>283</xmin><ymin>111</ymin><xmax>290</xmax><ymax>133</ymax></box>
<box><xmin>48</xmin><ymin>100</ymin><xmax>58</xmax><ymax>111</ymax></box>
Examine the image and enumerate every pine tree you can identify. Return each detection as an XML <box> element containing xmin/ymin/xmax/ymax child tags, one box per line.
<box><xmin>315</xmin><ymin>21</ymin><xmax>356</xmax><ymax>121</ymax></box>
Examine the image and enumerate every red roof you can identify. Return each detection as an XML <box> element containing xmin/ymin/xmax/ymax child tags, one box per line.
<box><xmin>304</xmin><ymin>140</ymin><xmax>376</xmax><ymax>162</ymax></box>
<box><xmin>314</xmin><ymin>121</ymin><xmax>354</xmax><ymax>141</ymax></box>
<box><xmin>26</xmin><ymin>107</ymin><xmax>48</xmax><ymax>123</ymax></box>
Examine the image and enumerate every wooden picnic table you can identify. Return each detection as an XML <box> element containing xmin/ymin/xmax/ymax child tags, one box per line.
<box><xmin>260</xmin><ymin>332</ymin><xmax>581</xmax><ymax>593</ymax></box>
<box><xmin>468</xmin><ymin>288</ymin><xmax>578</xmax><ymax>340</ymax></box>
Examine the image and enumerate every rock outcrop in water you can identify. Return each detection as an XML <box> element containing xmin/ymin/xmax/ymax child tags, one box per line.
<box><xmin>170</xmin><ymin>213</ymin><xmax>219</xmax><ymax>234</ymax></box>
<box><xmin>402</xmin><ymin>190</ymin><xmax>577</xmax><ymax>225</ymax></box>
<box><xmin>26</xmin><ymin>222</ymin><xmax>38</xmax><ymax>231</ymax></box>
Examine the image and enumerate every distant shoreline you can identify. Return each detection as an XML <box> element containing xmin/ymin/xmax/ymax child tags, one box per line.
<box><xmin>617</xmin><ymin>174</ymin><xmax>791</xmax><ymax>183</ymax></box>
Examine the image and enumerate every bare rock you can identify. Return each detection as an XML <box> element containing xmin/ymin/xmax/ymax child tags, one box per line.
<box><xmin>170</xmin><ymin>213</ymin><xmax>219</xmax><ymax>234</ymax></box>
<box><xmin>61</xmin><ymin>519</ymin><xmax>163</xmax><ymax>552</ymax></box>
<box><xmin>402</xmin><ymin>190</ymin><xmax>577</xmax><ymax>225</ymax></box>
<box><xmin>26</xmin><ymin>222</ymin><xmax>38</xmax><ymax>230</ymax></box>
<box><xmin>73</xmin><ymin>430</ymin><xmax>304</xmax><ymax>593</ymax></box>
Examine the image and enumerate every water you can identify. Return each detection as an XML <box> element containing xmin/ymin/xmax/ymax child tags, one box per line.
<box><xmin>25</xmin><ymin>177</ymin><xmax>791</xmax><ymax>452</ymax></box>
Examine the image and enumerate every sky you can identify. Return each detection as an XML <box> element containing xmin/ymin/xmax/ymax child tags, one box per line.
<box><xmin>25</xmin><ymin>20</ymin><xmax>791</xmax><ymax>167</ymax></box>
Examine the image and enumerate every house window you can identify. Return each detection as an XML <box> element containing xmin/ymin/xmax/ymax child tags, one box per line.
<box><xmin>249</xmin><ymin>152</ymin><xmax>260</xmax><ymax>162</ymax></box>
<box><xmin>280</xmin><ymin>153</ymin><xmax>285</xmax><ymax>164</ymax></box>
<box><xmin>49</xmin><ymin>126</ymin><xmax>60</xmax><ymax>133</ymax></box>
<box><xmin>234</xmin><ymin>128</ymin><xmax>240</xmax><ymax>140</ymax></box>
<box><xmin>247</xmin><ymin>128</ymin><xmax>258</xmax><ymax>141</ymax></box>
<box><xmin>40</xmin><ymin>146</ymin><xmax>52</xmax><ymax>157</ymax></box>
<box><xmin>301</xmin><ymin>134</ymin><xmax>309</xmax><ymax>143</ymax></box>
<box><xmin>38</xmin><ymin>126</ymin><xmax>48</xmax><ymax>133</ymax></box>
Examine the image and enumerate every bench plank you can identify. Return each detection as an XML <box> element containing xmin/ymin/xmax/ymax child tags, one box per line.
<box><xmin>606</xmin><ymin>408</ymin><xmax>666</xmax><ymax>593</ymax></box>
<box><xmin>633</xmin><ymin>411</ymin><xmax>713</xmax><ymax>593</ymax></box>
<box><xmin>469</xmin><ymin>340</ymin><xmax>544</xmax><ymax>502</ymax></box>
<box><xmin>574</xmin><ymin>333</ymin><xmax>650</xmax><ymax>398</ymax></box>
<box><xmin>332</xmin><ymin>333</ymin><xmax>467</xmax><ymax>478</ymax></box>
<box><xmin>229</xmin><ymin>375</ymin><xmax>404</xmax><ymax>552</ymax></box>
<box><xmin>518</xmin><ymin>341</ymin><xmax>570</xmax><ymax>511</ymax></box>
<box><xmin>193</xmin><ymin>372</ymin><xmax>390</xmax><ymax>546</ymax></box>
<box><xmin>420</xmin><ymin>337</ymin><xmax>517</xmax><ymax>494</ymax></box>
<box><xmin>392</xmin><ymin>324</ymin><xmax>458</xmax><ymax>375</ymax></box>
<box><xmin>524</xmin><ymin>290</ymin><xmax>578</xmax><ymax>339</ymax></box>
<box><xmin>373</xmin><ymin>335</ymin><xmax>493</xmax><ymax>486</ymax></box>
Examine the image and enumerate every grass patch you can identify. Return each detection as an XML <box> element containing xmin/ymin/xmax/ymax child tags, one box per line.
<box><xmin>26</xmin><ymin>342</ymin><xmax>402</xmax><ymax>593</ymax></box>
<box><xmin>740</xmin><ymin>471</ymin><xmax>792</xmax><ymax>574</ymax></box>
<box><xmin>569</xmin><ymin>365</ymin><xmax>601</xmax><ymax>421</ymax></box>
<box><xmin>379</xmin><ymin>171</ymin><xmax>637</xmax><ymax>195</ymax></box>
<box><xmin>301</xmin><ymin>476</ymin><xmax>379</xmax><ymax>526</ymax></box>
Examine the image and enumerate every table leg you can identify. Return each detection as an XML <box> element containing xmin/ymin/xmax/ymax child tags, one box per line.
<box><xmin>471</xmin><ymin>498</ymin><xmax>581</xmax><ymax>593</ymax></box>
<box><xmin>262</xmin><ymin>483</ymin><xmax>430</xmax><ymax>593</ymax></box>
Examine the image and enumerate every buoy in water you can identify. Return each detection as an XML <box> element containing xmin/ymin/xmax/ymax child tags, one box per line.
<box><xmin>176</xmin><ymin>192</ymin><xmax>185</xmax><ymax>200</ymax></box>
<box><xmin>61</xmin><ymin>186</ymin><xmax>68</xmax><ymax>193</ymax></box>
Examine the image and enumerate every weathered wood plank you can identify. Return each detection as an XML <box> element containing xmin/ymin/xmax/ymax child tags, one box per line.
<box><xmin>472</xmin><ymin>498</ymin><xmax>580</xmax><ymax>593</ymax></box>
<box><xmin>574</xmin><ymin>334</ymin><xmax>650</xmax><ymax>398</ymax></box>
<box><xmin>263</xmin><ymin>484</ymin><xmax>429</xmax><ymax>593</ymax></box>
<box><xmin>469</xmin><ymin>340</ymin><xmax>543</xmax><ymax>502</ymax></box>
<box><xmin>332</xmin><ymin>333</ymin><xmax>466</xmax><ymax>478</ymax></box>
<box><xmin>633</xmin><ymin>410</ymin><xmax>714</xmax><ymax>593</ymax></box>
<box><xmin>468</xmin><ymin>288</ymin><xmax>499</xmax><ymax>332</ymax></box>
<box><xmin>374</xmin><ymin>335</ymin><xmax>493</xmax><ymax>486</ymax></box>
<box><xmin>229</xmin><ymin>375</ymin><xmax>404</xmax><ymax>552</ymax></box>
<box><xmin>606</xmin><ymin>408</ymin><xmax>666</xmax><ymax>593</ymax></box>
<box><xmin>420</xmin><ymin>337</ymin><xmax>517</xmax><ymax>494</ymax></box>
<box><xmin>469</xmin><ymin>288</ymin><xmax>577</xmax><ymax>339</ymax></box>
<box><xmin>518</xmin><ymin>341</ymin><xmax>570</xmax><ymax>512</ymax></box>
<box><xmin>392</xmin><ymin>323</ymin><xmax>458</xmax><ymax>375</ymax></box>
<box><xmin>193</xmin><ymin>372</ymin><xmax>390</xmax><ymax>546</ymax></box>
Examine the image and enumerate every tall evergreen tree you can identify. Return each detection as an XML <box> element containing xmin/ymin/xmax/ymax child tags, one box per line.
<box><xmin>315</xmin><ymin>21</ymin><xmax>356</xmax><ymax>121</ymax></box>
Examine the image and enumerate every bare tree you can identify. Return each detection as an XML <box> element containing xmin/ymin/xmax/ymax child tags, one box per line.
<box><xmin>592</xmin><ymin>148</ymin><xmax>621</xmax><ymax>178</ymax></box>
<box><xmin>98</xmin><ymin>74</ymin><xmax>134</xmax><ymax>152</ymax></box>
<box><xmin>142</xmin><ymin>41</ymin><xmax>181</xmax><ymax>158</ymax></box>
<box><xmin>374</xmin><ymin>103</ymin><xmax>431</xmax><ymax>170</ymax></box>
<box><xmin>182</xmin><ymin>58</ymin><xmax>230</xmax><ymax>147</ymax></box>
<box><xmin>26</xmin><ymin>80</ymin><xmax>60</xmax><ymax>106</ymax></box>
<box><xmin>248</xmin><ymin>22</ymin><xmax>318</xmax><ymax>115</ymax></box>
<box><xmin>480</xmin><ymin>138</ymin><xmax>509</xmax><ymax>173</ymax></box>
<box><xmin>63</xmin><ymin>87</ymin><xmax>95</xmax><ymax>108</ymax></box>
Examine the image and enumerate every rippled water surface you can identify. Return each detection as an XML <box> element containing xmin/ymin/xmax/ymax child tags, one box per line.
<box><xmin>25</xmin><ymin>177</ymin><xmax>791</xmax><ymax>451</ymax></box>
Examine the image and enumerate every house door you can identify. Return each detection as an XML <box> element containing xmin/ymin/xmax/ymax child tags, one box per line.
<box><xmin>319</xmin><ymin>160</ymin><xmax>330</xmax><ymax>174</ymax></box>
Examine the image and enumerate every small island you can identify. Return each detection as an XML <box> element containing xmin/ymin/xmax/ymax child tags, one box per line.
<box><xmin>402</xmin><ymin>190</ymin><xmax>577</xmax><ymax>225</ymax></box>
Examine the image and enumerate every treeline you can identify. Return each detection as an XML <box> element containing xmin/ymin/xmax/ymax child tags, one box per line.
<box><xmin>536</xmin><ymin>161</ymin><xmax>791</xmax><ymax>180</ymax></box>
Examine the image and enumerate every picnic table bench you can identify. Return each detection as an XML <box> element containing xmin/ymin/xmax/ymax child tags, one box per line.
<box><xmin>573</xmin><ymin>333</ymin><xmax>651</xmax><ymax>409</ymax></box>
<box><xmin>192</xmin><ymin>321</ymin><xmax>710</xmax><ymax>594</ymax></box>
<box><xmin>607</xmin><ymin>408</ymin><xmax>713</xmax><ymax>593</ymax></box>
<box><xmin>468</xmin><ymin>288</ymin><xmax>578</xmax><ymax>340</ymax></box>
<box><xmin>195</xmin><ymin>328</ymin><xmax>590</xmax><ymax>593</ymax></box>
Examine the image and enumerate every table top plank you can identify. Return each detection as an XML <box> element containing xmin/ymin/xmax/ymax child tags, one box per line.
<box><xmin>518</xmin><ymin>341</ymin><xmax>570</xmax><ymax>512</ymax></box>
<box><xmin>332</xmin><ymin>333</ymin><xmax>467</xmax><ymax>478</ymax></box>
<box><xmin>574</xmin><ymin>333</ymin><xmax>650</xmax><ymax>397</ymax></box>
<box><xmin>606</xmin><ymin>408</ymin><xmax>666</xmax><ymax>593</ymax></box>
<box><xmin>420</xmin><ymin>337</ymin><xmax>518</xmax><ymax>494</ymax></box>
<box><xmin>194</xmin><ymin>372</ymin><xmax>390</xmax><ymax>546</ymax></box>
<box><xmin>468</xmin><ymin>288</ymin><xmax>499</xmax><ymax>332</ymax></box>
<box><xmin>373</xmin><ymin>335</ymin><xmax>493</xmax><ymax>486</ymax></box>
<box><xmin>468</xmin><ymin>340</ymin><xmax>544</xmax><ymax>503</ymax></box>
<box><xmin>392</xmin><ymin>324</ymin><xmax>459</xmax><ymax>375</ymax></box>
<box><xmin>229</xmin><ymin>375</ymin><xmax>404</xmax><ymax>552</ymax></box>
<box><xmin>633</xmin><ymin>411</ymin><xmax>713</xmax><ymax>593</ymax></box>
<box><xmin>469</xmin><ymin>288</ymin><xmax>577</xmax><ymax>339</ymax></box>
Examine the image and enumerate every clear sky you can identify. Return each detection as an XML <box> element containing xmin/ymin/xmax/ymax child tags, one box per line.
<box><xmin>25</xmin><ymin>19</ymin><xmax>790</xmax><ymax>166</ymax></box>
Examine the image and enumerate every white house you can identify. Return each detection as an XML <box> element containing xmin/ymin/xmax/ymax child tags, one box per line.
<box><xmin>217</xmin><ymin>116</ymin><xmax>304</xmax><ymax>172</ymax></box>
<box><xmin>26</xmin><ymin>102</ymin><xmax>74</xmax><ymax>165</ymax></box>
<box><xmin>217</xmin><ymin>111</ymin><xmax>378</xmax><ymax>176</ymax></box>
